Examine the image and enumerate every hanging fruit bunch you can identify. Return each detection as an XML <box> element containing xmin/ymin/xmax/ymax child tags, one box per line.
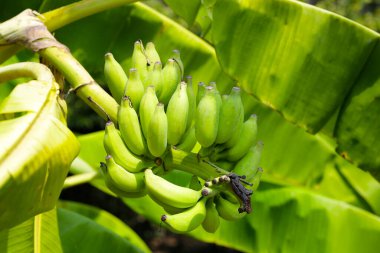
<box><xmin>100</xmin><ymin>40</ymin><xmax>263</xmax><ymax>233</ymax></box>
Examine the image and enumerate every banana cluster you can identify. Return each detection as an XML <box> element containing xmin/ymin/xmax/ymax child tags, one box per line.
<box><xmin>100</xmin><ymin>40</ymin><xmax>263</xmax><ymax>234</ymax></box>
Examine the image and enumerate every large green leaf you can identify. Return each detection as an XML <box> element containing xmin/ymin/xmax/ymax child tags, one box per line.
<box><xmin>212</xmin><ymin>0</ymin><xmax>378</xmax><ymax>133</ymax></box>
<box><xmin>58</xmin><ymin>201</ymin><xmax>150</xmax><ymax>253</ymax></box>
<box><xmin>57</xmin><ymin>207</ymin><xmax>145</xmax><ymax>253</ymax></box>
<box><xmin>335</xmin><ymin>40</ymin><xmax>380</xmax><ymax>177</ymax></box>
<box><xmin>191</xmin><ymin>188</ymin><xmax>380</xmax><ymax>253</ymax></box>
<box><xmin>0</xmin><ymin>64</ymin><xmax>80</xmax><ymax>230</ymax></box>
<box><xmin>211</xmin><ymin>0</ymin><xmax>380</xmax><ymax>176</ymax></box>
<box><xmin>0</xmin><ymin>208</ymin><xmax>62</xmax><ymax>253</ymax></box>
<box><xmin>163</xmin><ymin>0</ymin><xmax>201</xmax><ymax>25</ymax></box>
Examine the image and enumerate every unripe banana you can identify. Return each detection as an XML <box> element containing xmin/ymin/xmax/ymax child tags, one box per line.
<box><xmin>146</xmin><ymin>103</ymin><xmax>167</xmax><ymax>157</ymax></box>
<box><xmin>124</xmin><ymin>68</ymin><xmax>144</xmax><ymax>111</ymax></box>
<box><xmin>176</xmin><ymin>125</ymin><xmax>197</xmax><ymax>152</ymax></box>
<box><xmin>251</xmin><ymin>167</ymin><xmax>263</xmax><ymax>191</ymax></box>
<box><xmin>144</xmin><ymin>168</ymin><xmax>202</xmax><ymax>208</ymax></box>
<box><xmin>159</xmin><ymin>58</ymin><xmax>181</xmax><ymax>105</ymax></box>
<box><xmin>151</xmin><ymin>194</ymin><xmax>186</xmax><ymax>214</ymax></box>
<box><xmin>161</xmin><ymin>197</ymin><xmax>207</xmax><ymax>233</ymax></box>
<box><xmin>232</xmin><ymin>141</ymin><xmax>263</xmax><ymax>180</ymax></box>
<box><xmin>104</xmin><ymin>53</ymin><xmax>128</xmax><ymax>103</ymax></box>
<box><xmin>221</xmin><ymin>114</ymin><xmax>258</xmax><ymax>161</ymax></box>
<box><xmin>216</xmin><ymin>87</ymin><xmax>244</xmax><ymax>144</ymax></box>
<box><xmin>118</xmin><ymin>96</ymin><xmax>147</xmax><ymax>156</ymax></box>
<box><xmin>131</xmin><ymin>40</ymin><xmax>148</xmax><ymax>82</ymax></box>
<box><xmin>196</xmin><ymin>82</ymin><xmax>206</xmax><ymax>105</ymax></box>
<box><xmin>145</xmin><ymin>42</ymin><xmax>161</xmax><ymax>71</ymax></box>
<box><xmin>222</xmin><ymin>110</ymin><xmax>245</xmax><ymax>149</ymax></box>
<box><xmin>167</xmin><ymin>82</ymin><xmax>189</xmax><ymax>145</ymax></box>
<box><xmin>101</xmin><ymin>155</ymin><xmax>146</xmax><ymax>198</ymax></box>
<box><xmin>202</xmin><ymin>198</ymin><xmax>220</xmax><ymax>233</ymax></box>
<box><xmin>214</xmin><ymin>194</ymin><xmax>245</xmax><ymax>221</ymax></box>
<box><xmin>103</xmin><ymin>121</ymin><xmax>154</xmax><ymax>173</ymax></box>
<box><xmin>139</xmin><ymin>85</ymin><xmax>159</xmax><ymax>138</ymax></box>
<box><xmin>186</xmin><ymin>76</ymin><xmax>196</xmax><ymax>129</ymax></box>
<box><xmin>170</xmin><ymin>49</ymin><xmax>184</xmax><ymax>78</ymax></box>
<box><xmin>210</xmin><ymin>82</ymin><xmax>223</xmax><ymax>110</ymax></box>
<box><xmin>195</xmin><ymin>86</ymin><xmax>220</xmax><ymax>148</ymax></box>
<box><xmin>209</xmin><ymin>81</ymin><xmax>217</xmax><ymax>89</ymax></box>
<box><xmin>144</xmin><ymin>61</ymin><xmax>163</xmax><ymax>96</ymax></box>
<box><xmin>186</xmin><ymin>76</ymin><xmax>197</xmax><ymax>99</ymax></box>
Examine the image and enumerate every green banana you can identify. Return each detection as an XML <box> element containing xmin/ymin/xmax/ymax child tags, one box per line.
<box><xmin>103</xmin><ymin>121</ymin><xmax>154</xmax><ymax>173</ymax></box>
<box><xmin>144</xmin><ymin>168</ymin><xmax>202</xmax><ymax>208</ymax></box>
<box><xmin>144</xmin><ymin>61</ymin><xmax>163</xmax><ymax>96</ymax></box>
<box><xmin>167</xmin><ymin>82</ymin><xmax>189</xmax><ymax>145</ymax></box>
<box><xmin>161</xmin><ymin>197</ymin><xmax>207</xmax><ymax>233</ymax></box>
<box><xmin>176</xmin><ymin>125</ymin><xmax>197</xmax><ymax>152</ymax></box>
<box><xmin>186</xmin><ymin>76</ymin><xmax>196</xmax><ymax>129</ymax></box>
<box><xmin>131</xmin><ymin>40</ymin><xmax>148</xmax><ymax>82</ymax></box>
<box><xmin>145</xmin><ymin>42</ymin><xmax>161</xmax><ymax>71</ymax></box>
<box><xmin>186</xmin><ymin>75</ymin><xmax>197</xmax><ymax>100</ymax></box>
<box><xmin>159</xmin><ymin>58</ymin><xmax>181</xmax><ymax>106</ymax></box>
<box><xmin>196</xmin><ymin>82</ymin><xmax>206</xmax><ymax>105</ymax></box>
<box><xmin>118</xmin><ymin>96</ymin><xmax>147</xmax><ymax>156</ymax></box>
<box><xmin>170</xmin><ymin>49</ymin><xmax>184</xmax><ymax>78</ymax></box>
<box><xmin>101</xmin><ymin>155</ymin><xmax>146</xmax><ymax>198</ymax></box>
<box><xmin>232</xmin><ymin>141</ymin><xmax>263</xmax><ymax>180</ymax></box>
<box><xmin>146</xmin><ymin>103</ymin><xmax>167</xmax><ymax>157</ymax></box>
<box><xmin>150</xmin><ymin>194</ymin><xmax>186</xmax><ymax>214</ymax></box>
<box><xmin>195</xmin><ymin>86</ymin><xmax>220</xmax><ymax>148</ymax></box>
<box><xmin>139</xmin><ymin>85</ymin><xmax>159</xmax><ymax>138</ymax></box>
<box><xmin>222</xmin><ymin>109</ymin><xmax>245</xmax><ymax>149</ymax></box>
<box><xmin>214</xmin><ymin>194</ymin><xmax>245</xmax><ymax>221</ymax></box>
<box><xmin>251</xmin><ymin>167</ymin><xmax>263</xmax><ymax>191</ymax></box>
<box><xmin>221</xmin><ymin>114</ymin><xmax>258</xmax><ymax>161</ymax></box>
<box><xmin>104</xmin><ymin>52</ymin><xmax>128</xmax><ymax>103</ymax></box>
<box><xmin>124</xmin><ymin>68</ymin><xmax>144</xmax><ymax>111</ymax></box>
<box><xmin>212</xmin><ymin>82</ymin><xmax>223</xmax><ymax>111</ymax></box>
<box><xmin>202</xmin><ymin>198</ymin><xmax>220</xmax><ymax>233</ymax></box>
<box><xmin>215</xmin><ymin>87</ymin><xmax>244</xmax><ymax>144</ymax></box>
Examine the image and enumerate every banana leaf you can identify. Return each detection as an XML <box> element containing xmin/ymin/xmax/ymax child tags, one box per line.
<box><xmin>0</xmin><ymin>65</ymin><xmax>80</xmax><ymax>230</ymax></box>
<box><xmin>58</xmin><ymin>201</ymin><xmax>150</xmax><ymax>253</ymax></box>
<box><xmin>0</xmin><ymin>208</ymin><xmax>62</xmax><ymax>253</ymax></box>
<box><xmin>211</xmin><ymin>0</ymin><xmax>380</xmax><ymax>177</ymax></box>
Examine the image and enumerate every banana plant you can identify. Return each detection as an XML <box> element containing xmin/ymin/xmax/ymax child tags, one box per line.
<box><xmin>0</xmin><ymin>0</ymin><xmax>380</xmax><ymax>252</ymax></box>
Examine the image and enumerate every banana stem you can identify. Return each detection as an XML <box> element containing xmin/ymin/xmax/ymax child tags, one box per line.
<box><xmin>63</xmin><ymin>171</ymin><xmax>99</xmax><ymax>189</ymax></box>
<box><xmin>164</xmin><ymin>147</ymin><xmax>230</xmax><ymax>180</ymax></box>
<box><xmin>39</xmin><ymin>47</ymin><xmax>119</xmax><ymax>121</ymax></box>
<box><xmin>42</xmin><ymin>0</ymin><xmax>138</xmax><ymax>31</ymax></box>
<box><xmin>0</xmin><ymin>9</ymin><xmax>119</xmax><ymax>122</ymax></box>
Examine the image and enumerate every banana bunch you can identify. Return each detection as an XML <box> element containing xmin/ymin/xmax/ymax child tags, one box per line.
<box><xmin>100</xmin><ymin>40</ymin><xmax>264</xmax><ymax>234</ymax></box>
